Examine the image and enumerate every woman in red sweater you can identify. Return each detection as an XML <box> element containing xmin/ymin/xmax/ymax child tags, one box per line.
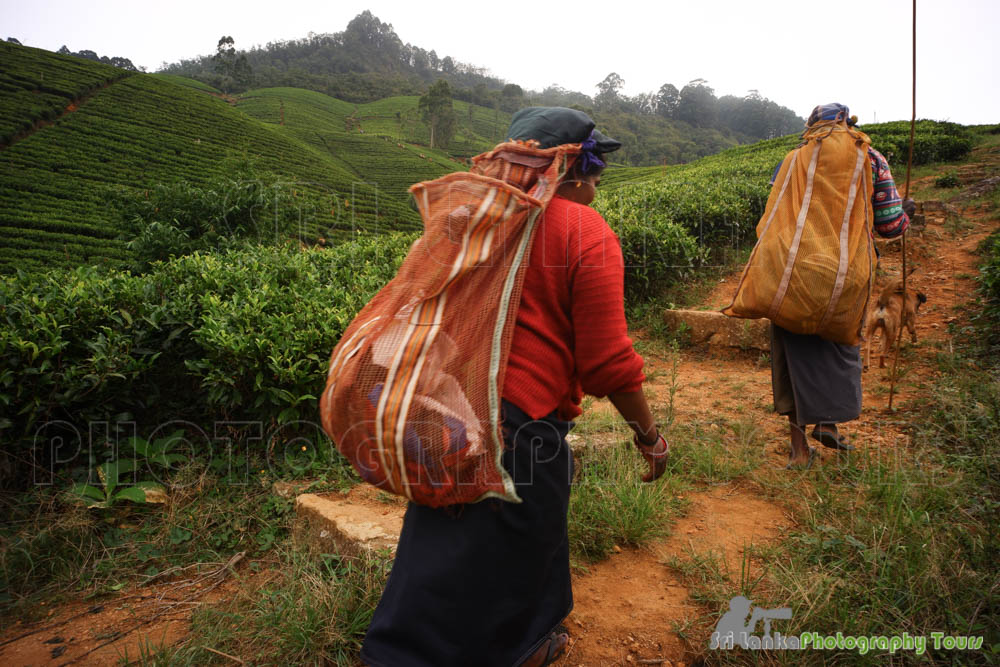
<box><xmin>360</xmin><ymin>108</ymin><xmax>667</xmax><ymax>667</ymax></box>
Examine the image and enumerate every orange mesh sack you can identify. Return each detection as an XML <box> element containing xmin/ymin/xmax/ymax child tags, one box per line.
<box><xmin>319</xmin><ymin>142</ymin><xmax>578</xmax><ymax>507</ymax></box>
<box><xmin>722</xmin><ymin>122</ymin><xmax>877</xmax><ymax>345</ymax></box>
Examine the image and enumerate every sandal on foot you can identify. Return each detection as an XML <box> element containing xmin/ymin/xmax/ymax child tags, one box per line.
<box><xmin>785</xmin><ymin>446</ymin><xmax>818</xmax><ymax>470</ymax></box>
<box><xmin>523</xmin><ymin>625</ymin><xmax>569</xmax><ymax>667</ymax></box>
<box><xmin>810</xmin><ymin>428</ymin><xmax>854</xmax><ymax>451</ymax></box>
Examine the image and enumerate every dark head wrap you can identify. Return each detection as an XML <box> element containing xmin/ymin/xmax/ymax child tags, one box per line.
<box><xmin>505</xmin><ymin>107</ymin><xmax>621</xmax><ymax>174</ymax></box>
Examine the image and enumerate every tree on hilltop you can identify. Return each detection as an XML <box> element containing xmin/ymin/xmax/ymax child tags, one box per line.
<box><xmin>676</xmin><ymin>78</ymin><xmax>717</xmax><ymax>127</ymax></box>
<box><xmin>717</xmin><ymin>90</ymin><xmax>804</xmax><ymax>139</ymax></box>
<box><xmin>54</xmin><ymin>44</ymin><xmax>138</xmax><ymax>70</ymax></box>
<box><xmin>595</xmin><ymin>72</ymin><xmax>625</xmax><ymax>111</ymax></box>
<box><xmin>213</xmin><ymin>36</ymin><xmax>253</xmax><ymax>92</ymax></box>
<box><xmin>500</xmin><ymin>84</ymin><xmax>524</xmax><ymax>113</ymax></box>
<box><xmin>656</xmin><ymin>83</ymin><xmax>680</xmax><ymax>119</ymax></box>
<box><xmin>419</xmin><ymin>79</ymin><xmax>456</xmax><ymax>149</ymax></box>
<box><xmin>342</xmin><ymin>10</ymin><xmax>403</xmax><ymax>71</ymax></box>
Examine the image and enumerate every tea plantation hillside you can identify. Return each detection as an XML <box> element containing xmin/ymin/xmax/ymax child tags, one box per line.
<box><xmin>353</xmin><ymin>95</ymin><xmax>507</xmax><ymax>155</ymax></box>
<box><xmin>0</xmin><ymin>44</ymin><xmax>479</xmax><ymax>273</ymax></box>
<box><xmin>148</xmin><ymin>73</ymin><xmax>222</xmax><ymax>93</ymax></box>
<box><xmin>0</xmin><ymin>42</ymin><xmax>130</xmax><ymax>146</ymax></box>
<box><xmin>0</xmin><ymin>39</ymin><xmax>977</xmax><ymax>276</ymax></box>
<box><xmin>235</xmin><ymin>88</ymin><xmax>470</xmax><ymax>207</ymax></box>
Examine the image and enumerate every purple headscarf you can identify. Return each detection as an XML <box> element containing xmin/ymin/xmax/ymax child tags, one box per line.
<box><xmin>577</xmin><ymin>131</ymin><xmax>606</xmax><ymax>174</ymax></box>
<box><xmin>807</xmin><ymin>103</ymin><xmax>851</xmax><ymax>127</ymax></box>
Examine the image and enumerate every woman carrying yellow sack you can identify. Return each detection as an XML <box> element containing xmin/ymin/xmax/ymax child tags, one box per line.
<box><xmin>724</xmin><ymin>103</ymin><xmax>912</xmax><ymax>469</ymax></box>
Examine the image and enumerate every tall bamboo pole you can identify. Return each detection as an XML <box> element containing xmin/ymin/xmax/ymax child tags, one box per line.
<box><xmin>888</xmin><ymin>0</ymin><xmax>917</xmax><ymax>411</ymax></box>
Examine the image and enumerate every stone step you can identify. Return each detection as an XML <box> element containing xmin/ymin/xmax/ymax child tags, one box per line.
<box><xmin>662</xmin><ymin>309</ymin><xmax>769</xmax><ymax>351</ymax></box>
<box><xmin>293</xmin><ymin>489</ymin><xmax>405</xmax><ymax>558</ymax></box>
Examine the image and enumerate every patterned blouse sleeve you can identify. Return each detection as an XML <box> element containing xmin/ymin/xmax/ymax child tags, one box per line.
<box><xmin>868</xmin><ymin>147</ymin><xmax>910</xmax><ymax>238</ymax></box>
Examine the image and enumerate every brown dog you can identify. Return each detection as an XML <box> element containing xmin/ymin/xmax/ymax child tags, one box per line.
<box><xmin>865</xmin><ymin>279</ymin><xmax>927</xmax><ymax>369</ymax></box>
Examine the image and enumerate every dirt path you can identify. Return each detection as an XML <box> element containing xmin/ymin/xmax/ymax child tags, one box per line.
<box><xmin>0</xmin><ymin>567</ymin><xmax>244</xmax><ymax>665</ymax></box>
<box><xmin>561</xmin><ymin>145</ymin><xmax>1000</xmax><ymax>666</ymax></box>
<box><xmin>1</xmin><ymin>145</ymin><xmax>996</xmax><ymax>666</ymax></box>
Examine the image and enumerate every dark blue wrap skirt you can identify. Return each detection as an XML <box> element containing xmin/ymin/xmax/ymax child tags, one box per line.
<box><xmin>360</xmin><ymin>400</ymin><xmax>574</xmax><ymax>667</ymax></box>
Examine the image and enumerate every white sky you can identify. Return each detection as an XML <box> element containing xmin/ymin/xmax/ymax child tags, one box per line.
<box><xmin>4</xmin><ymin>0</ymin><xmax>999</xmax><ymax>125</ymax></box>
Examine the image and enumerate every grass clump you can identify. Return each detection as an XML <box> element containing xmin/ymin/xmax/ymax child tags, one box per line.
<box><xmin>568</xmin><ymin>439</ymin><xmax>686</xmax><ymax>564</ymax></box>
<box><xmin>0</xmin><ymin>437</ymin><xmax>360</xmax><ymax>627</ymax></box>
<box><xmin>670</xmin><ymin>349</ymin><xmax>998</xmax><ymax>664</ymax></box>
<box><xmin>143</xmin><ymin>549</ymin><xmax>391</xmax><ymax>665</ymax></box>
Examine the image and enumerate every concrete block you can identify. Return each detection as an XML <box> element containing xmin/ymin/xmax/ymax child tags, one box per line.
<box><xmin>294</xmin><ymin>492</ymin><xmax>405</xmax><ymax>558</ymax></box>
<box><xmin>662</xmin><ymin>309</ymin><xmax>770</xmax><ymax>351</ymax></box>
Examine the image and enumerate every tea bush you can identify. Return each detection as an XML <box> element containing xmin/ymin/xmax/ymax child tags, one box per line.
<box><xmin>112</xmin><ymin>159</ymin><xmax>328</xmax><ymax>271</ymax></box>
<box><xmin>595</xmin><ymin>135</ymin><xmax>792</xmax><ymax>297</ymax></box>
<box><xmin>864</xmin><ymin>119</ymin><xmax>975</xmax><ymax>165</ymax></box>
<box><xmin>934</xmin><ymin>171</ymin><xmax>960</xmax><ymax>188</ymax></box>
<box><xmin>0</xmin><ymin>237</ymin><xmax>413</xmax><ymax>485</ymax></box>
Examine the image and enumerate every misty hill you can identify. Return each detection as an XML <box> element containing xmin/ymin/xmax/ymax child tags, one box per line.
<box><xmin>160</xmin><ymin>11</ymin><xmax>805</xmax><ymax>166</ymax></box>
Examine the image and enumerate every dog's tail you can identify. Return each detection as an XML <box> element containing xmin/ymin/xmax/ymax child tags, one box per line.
<box><xmin>916</xmin><ymin>292</ymin><xmax>927</xmax><ymax>310</ymax></box>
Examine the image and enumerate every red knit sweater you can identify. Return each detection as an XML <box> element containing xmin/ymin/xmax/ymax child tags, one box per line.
<box><xmin>502</xmin><ymin>196</ymin><xmax>645</xmax><ymax>420</ymax></box>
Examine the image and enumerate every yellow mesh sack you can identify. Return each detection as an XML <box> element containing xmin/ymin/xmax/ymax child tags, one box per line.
<box><xmin>722</xmin><ymin>122</ymin><xmax>876</xmax><ymax>345</ymax></box>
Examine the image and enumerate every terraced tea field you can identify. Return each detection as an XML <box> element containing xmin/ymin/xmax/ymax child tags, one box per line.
<box><xmin>0</xmin><ymin>40</ymin><xmax>976</xmax><ymax>275</ymax></box>
<box><xmin>356</xmin><ymin>95</ymin><xmax>506</xmax><ymax>155</ymax></box>
<box><xmin>0</xmin><ymin>46</ymin><xmax>476</xmax><ymax>272</ymax></box>
<box><xmin>0</xmin><ymin>42</ymin><xmax>131</xmax><ymax>147</ymax></box>
<box><xmin>235</xmin><ymin>87</ymin><xmax>462</xmax><ymax>207</ymax></box>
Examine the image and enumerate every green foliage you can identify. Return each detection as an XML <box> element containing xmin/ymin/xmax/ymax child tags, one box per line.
<box><xmin>594</xmin><ymin>72</ymin><xmax>625</xmax><ymax>111</ymax></box>
<box><xmin>212</xmin><ymin>36</ymin><xmax>253</xmax><ymax>92</ymax></box>
<box><xmin>418</xmin><ymin>79</ymin><xmax>456</xmax><ymax>149</ymax></box>
<box><xmin>55</xmin><ymin>45</ymin><xmax>138</xmax><ymax>72</ymax></box>
<box><xmin>568</xmin><ymin>441</ymin><xmax>682</xmax><ymax>563</ymax></box>
<box><xmin>0</xmin><ymin>51</ymin><xmax>422</xmax><ymax>273</ymax></box>
<box><xmin>935</xmin><ymin>170</ymin><xmax>960</xmax><ymax>188</ymax></box>
<box><xmin>863</xmin><ymin>119</ymin><xmax>976</xmax><ymax>166</ymax></box>
<box><xmin>147</xmin><ymin>73</ymin><xmax>220</xmax><ymax>93</ymax></box>
<box><xmin>112</xmin><ymin>159</ymin><xmax>320</xmax><ymax>270</ymax></box>
<box><xmin>595</xmin><ymin>134</ymin><xmax>793</xmax><ymax>297</ymax></box>
<box><xmin>0</xmin><ymin>41</ymin><xmax>131</xmax><ymax>145</ymax></box>
<box><xmin>355</xmin><ymin>94</ymin><xmax>504</xmax><ymax>155</ymax></box>
<box><xmin>126</xmin><ymin>430</ymin><xmax>189</xmax><ymax>469</ymax></box>
<box><xmin>157</xmin><ymin>11</ymin><xmax>805</xmax><ymax>167</ymax></box>
<box><xmin>161</xmin><ymin>10</ymin><xmax>502</xmax><ymax>101</ymax></box>
<box><xmin>235</xmin><ymin>88</ymin><xmax>465</xmax><ymax>209</ymax></box>
<box><xmin>69</xmin><ymin>458</ymin><xmax>166</xmax><ymax>508</ymax></box>
<box><xmin>676</xmin><ymin>79</ymin><xmax>717</xmax><ymax>128</ymax></box>
<box><xmin>975</xmin><ymin>231</ymin><xmax>1000</xmax><ymax>353</ymax></box>
<box><xmin>0</xmin><ymin>238</ymin><xmax>412</xmax><ymax>483</ymax></box>
<box><xmin>591</xmin><ymin>108</ymin><xmax>742</xmax><ymax>166</ymax></box>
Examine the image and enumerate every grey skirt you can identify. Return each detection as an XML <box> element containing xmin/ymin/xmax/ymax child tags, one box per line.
<box><xmin>770</xmin><ymin>324</ymin><xmax>862</xmax><ymax>425</ymax></box>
